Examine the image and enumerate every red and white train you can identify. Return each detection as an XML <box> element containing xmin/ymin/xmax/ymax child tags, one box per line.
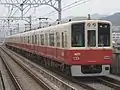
<box><xmin>5</xmin><ymin>20</ymin><xmax>113</xmax><ymax>76</ymax></box>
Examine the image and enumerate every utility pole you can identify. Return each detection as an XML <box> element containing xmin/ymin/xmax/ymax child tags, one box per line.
<box><xmin>0</xmin><ymin>0</ymin><xmax>62</xmax><ymax>21</ymax></box>
<box><xmin>24</xmin><ymin>15</ymin><xmax>32</xmax><ymax>31</ymax></box>
<box><xmin>58</xmin><ymin>0</ymin><xmax>61</xmax><ymax>21</ymax></box>
<box><xmin>20</xmin><ymin>4</ymin><xmax>24</xmax><ymax>19</ymax></box>
<box><xmin>27</xmin><ymin>15</ymin><xmax>32</xmax><ymax>31</ymax></box>
<box><xmin>17</xmin><ymin>23</ymin><xmax>19</xmax><ymax>33</ymax></box>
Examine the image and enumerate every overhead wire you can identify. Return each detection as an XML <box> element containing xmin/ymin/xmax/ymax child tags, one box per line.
<box><xmin>43</xmin><ymin>0</ymin><xmax>91</xmax><ymax>17</ymax></box>
<box><xmin>23</xmin><ymin>6</ymin><xmax>32</xmax><ymax>16</ymax></box>
<box><xmin>62</xmin><ymin>0</ymin><xmax>91</xmax><ymax>11</ymax></box>
<box><xmin>43</xmin><ymin>0</ymin><xmax>92</xmax><ymax>17</ymax></box>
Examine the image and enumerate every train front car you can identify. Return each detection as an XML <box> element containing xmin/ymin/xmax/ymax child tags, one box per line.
<box><xmin>69</xmin><ymin>20</ymin><xmax>112</xmax><ymax>76</ymax></box>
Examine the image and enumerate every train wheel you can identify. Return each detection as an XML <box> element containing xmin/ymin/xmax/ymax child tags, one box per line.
<box><xmin>65</xmin><ymin>65</ymin><xmax>71</xmax><ymax>76</ymax></box>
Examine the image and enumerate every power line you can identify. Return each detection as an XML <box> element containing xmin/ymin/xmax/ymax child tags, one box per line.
<box><xmin>43</xmin><ymin>0</ymin><xmax>91</xmax><ymax>17</ymax></box>
<box><xmin>62</xmin><ymin>0</ymin><xmax>91</xmax><ymax>11</ymax></box>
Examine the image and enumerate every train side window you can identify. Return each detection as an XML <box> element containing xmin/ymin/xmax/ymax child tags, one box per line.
<box><xmin>21</xmin><ymin>37</ymin><xmax>22</xmax><ymax>44</ymax></box>
<box><xmin>28</xmin><ymin>36</ymin><xmax>29</xmax><ymax>44</ymax></box>
<box><xmin>40</xmin><ymin>34</ymin><xmax>44</xmax><ymax>45</ymax></box>
<box><xmin>24</xmin><ymin>37</ymin><xmax>25</xmax><ymax>43</ymax></box>
<box><xmin>56</xmin><ymin>32</ymin><xmax>60</xmax><ymax>47</ymax></box>
<box><xmin>35</xmin><ymin>35</ymin><xmax>37</xmax><ymax>44</ymax></box>
<box><xmin>37</xmin><ymin>34</ymin><xmax>39</xmax><ymax>45</ymax></box>
<box><xmin>65</xmin><ymin>32</ymin><xmax>67</xmax><ymax>47</ymax></box>
<box><xmin>49</xmin><ymin>33</ymin><xmax>54</xmax><ymax>46</ymax></box>
<box><xmin>25</xmin><ymin>36</ymin><xmax>27</xmax><ymax>44</ymax></box>
<box><xmin>22</xmin><ymin>37</ymin><xmax>23</xmax><ymax>43</ymax></box>
<box><xmin>26</xmin><ymin>36</ymin><xmax>28</xmax><ymax>43</ymax></box>
<box><xmin>62</xmin><ymin>32</ymin><xmax>64</xmax><ymax>48</ymax></box>
<box><xmin>45</xmin><ymin>33</ymin><xmax>48</xmax><ymax>45</ymax></box>
<box><xmin>30</xmin><ymin>35</ymin><xmax>32</xmax><ymax>44</ymax></box>
<box><xmin>32</xmin><ymin>35</ymin><xmax>34</xmax><ymax>44</ymax></box>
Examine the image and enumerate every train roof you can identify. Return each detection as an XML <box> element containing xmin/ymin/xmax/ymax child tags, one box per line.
<box><xmin>7</xmin><ymin>19</ymin><xmax>112</xmax><ymax>37</ymax></box>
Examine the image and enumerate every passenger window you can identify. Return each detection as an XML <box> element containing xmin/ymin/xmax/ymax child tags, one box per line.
<box><xmin>32</xmin><ymin>35</ymin><xmax>34</xmax><ymax>44</ymax></box>
<box><xmin>24</xmin><ymin>37</ymin><xmax>25</xmax><ymax>43</ymax></box>
<box><xmin>28</xmin><ymin>36</ymin><xmax>29</xmax><ymax>44</ymax></box>
<box><xmin>35</xmin><ymin>35</ymin><xmax>37</xmax><ymax>44</ymax></box>
<box><xmin>56</xmin><ymin>32</ymin><xmax>60</xmax><ymax>47</ymax></box>
<box><xmin>49</xmin><ymin>33</ymin><xmax>54</xmax><ymax>46</ymax></box>
<box><xmin>65</xmin><ymin>32</ymin><xmax>67</xmax><ymax>47</ymax></box>
<box><xmin>62</xmin><ymin>32</ymin><xmax>64</xmax><ymax>48</ymax></box>
<box><xmin>45</xmin><ymin>33</ymin><xmax>48</xmax><ymax>45</ymax></box>
<box><xmin>37</xmin><ymin>34</ymin><xmax>39</xmax><ymax>45</ymax></box>
<box><xmin>40</xmin><ymin>34</ymin><xmax>44</xmax><ymax>45</ymax></box>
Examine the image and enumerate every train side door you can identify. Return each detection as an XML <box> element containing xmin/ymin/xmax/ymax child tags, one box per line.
<box><xmin>61</xmin><ymin>32</ymin><xmax>65</xmax><ymax>60</ymax></box>
<box><xmin>87</xmin><ymin>30</ymin><xmax>96</xmax><ymax>47</ymax></box>
<box><xmin>86</xmin><ymin>23</ymin><xmax>97</xmax><ymax>48</ymax></box>
<box><xmin>56</xmin><ymin>32</ymin><xmax>60</xmax><ymax>58</ymax></box>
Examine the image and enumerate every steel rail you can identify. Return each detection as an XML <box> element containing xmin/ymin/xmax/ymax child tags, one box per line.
<box><xmin>98</xmin><ymin>77</ymin><xmax>120</xmax><ymax>90</ymax></box>
<box><xmin>1</xmin><ymin>46</ymin><xmax>77</xmax><ymax>90</ymax></box>
<box><xmin>0</xmin><ymin>71</ymin><xmax>5</xmax><ymax>90</ymax></box>
<box><xmin>0</xmin><ymin>55</ymin><xmax>23</xmax><ymax>90</ymax></box>
<box><xmin>4</xmin><ymin>46</ymin><xmax>96</xmax><ymax>90</ymax></box>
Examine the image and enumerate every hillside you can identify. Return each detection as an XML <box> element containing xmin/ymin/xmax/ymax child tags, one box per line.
<box><xmin>101</xmin><ymin>12</ymin><xmax>120</xmax><ymax>26</ymax></box>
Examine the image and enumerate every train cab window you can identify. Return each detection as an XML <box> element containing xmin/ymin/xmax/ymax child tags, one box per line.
<box><xmin>71</xmin><ymin>23</ymin><xmax>85</xmax><ymax>47</ymax></box>
<box><xmin>40</xmin><ymin>34</ymin><xmax>44</xmax><ymax>45</ymax></box>
<box><xmin>49</xmin><ymin>33</ymin><xmax>54</xmax><ymax>46</ymax></box>
<box><xmin>98</xmin><ymin>23</ymin><xmax>110</xmax><ymax>47</ymax></box>
<box><xmin>87</xmin><ymin>30</ymin><xmax>96</xmax><ymax>47</ymax></box>
<box><xmin>56</xmin><ymin>32</ymin><xmax>60</xmax><ymax>47</ymax></box>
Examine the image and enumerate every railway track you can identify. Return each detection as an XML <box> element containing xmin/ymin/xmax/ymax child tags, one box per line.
<box><xmin>0</xmin><ymin>55</ymin><xmax>23</xmax><ymax>90</ymax></box>
<box><xmin>98</xmin><ymin>76</ymin><xmax>120</xmax><ymax>90</ymax></box>
<box><xmin>0</xmin><ymin>71</ymin><xmax>5</xmax><ymax>90</ymax></box>
<box><xmin>0</xmin><ymin>46</ymin><xmax>78</xmax><ymax>90</ymax></box>
<box><xmin>1</xmin><ymin>46</ymin><xmax>96</xmax><ymax>90</ymax></box>
<box><xmin>3</xmin><ymin>46</ymin><xmax>120</xmax><ymax>90</ymax></box>
<box><xmin>0</xmin><ymin>55</ymin><xmax>16</xmax><ymax>90</ymax></box>
<box><xmin>77</xmin><ymin>77</ymin><xmax>115</xmax><ymax>90</ymax></box>
<box><xmin>0</xmin><ymin>47</ymin><xmax>54</xmax><ymax>90</ymax></box>
<box><xmin>76</xmin><ymin>75</ymin><xmax>120</xmax><ymax>90</ymax></box>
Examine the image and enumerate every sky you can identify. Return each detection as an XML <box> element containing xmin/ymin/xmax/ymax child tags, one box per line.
<box><xmin>0</xmin><ymin>0</ymin><xmax>120</xmax><ymax>37</ymax></box>
<box><xmin>0</xmin><ymin>0</ymin><xmax>120</xmax><ymax>20</ymax></box>
<box><xmin>26</xmin><ymin>0</ymin><xmax>120</xmax><ymax>20</ymax></box>
<box><xmin>31</xmin><ymin>0</ymin><xmax>120</xmax><ymax>20</ymax></box>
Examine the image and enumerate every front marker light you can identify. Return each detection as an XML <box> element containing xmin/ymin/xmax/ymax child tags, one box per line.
<box><xmin>72</xmin><ymin>57</ymin><xmax>80</xmax><ymax>60</ymax></box>
<box><xmin>104</xmin><ymin>56</ymin><xmax>111</xmax><ymax>60</ymax></box>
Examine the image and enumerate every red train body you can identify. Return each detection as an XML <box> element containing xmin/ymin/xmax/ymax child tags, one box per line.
<box><xmin>5</xmin><ymin>20</ymin><xmax>113</xmax><ymax>76</ymax></box>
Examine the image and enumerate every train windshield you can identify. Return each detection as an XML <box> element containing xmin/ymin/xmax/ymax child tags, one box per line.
<box><xmin>71</xmin><ymin>23</ymin><xmax>85</xmax><ymax>47</ymax></box>
<box><xmin>98</xmin><ymin>23</ymin><xmax>110</xmax><ymax>47</ymax></box>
